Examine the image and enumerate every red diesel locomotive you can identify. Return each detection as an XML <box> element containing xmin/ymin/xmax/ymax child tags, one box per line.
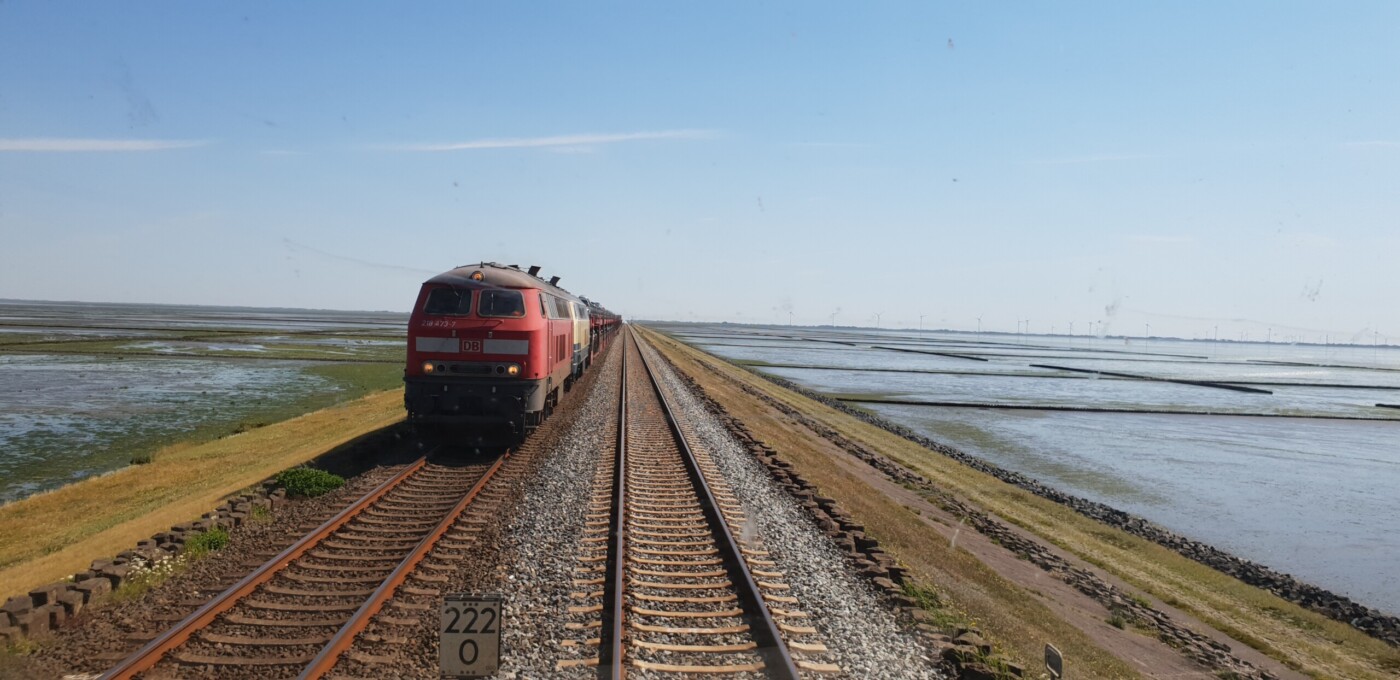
<box><xmin>404</xmin><ymin>262</ymin><xmax>619</xmax><ymax>434</ymax></box>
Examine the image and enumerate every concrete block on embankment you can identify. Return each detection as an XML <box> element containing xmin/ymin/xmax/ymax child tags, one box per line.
<box><xmin>56</xmin><ymin>588</ymin><xmax>86</xmax><ymax>617</ymax></box>
<box><xmin>27</xmin><ymin>582</ymin><xmax>68</xmax><ymax>607</ymax></box>
<box><xmin>97</xmin><ymin>563</ymin><xmax>132</xmax><ymax>589</ymax></box>
<box><xmin>34</xmin><ymin>602</ymin><xmax>65</xmax><ymax>633</ymax></box>
<box><xmin>15</xmin><ymin>605</ymin><xmax>47</xmax><ymax>637</ymax></box>
<box><xmin>1</xmin><ymin>595</ymin><xmax>32</xmax><ymax>626</ymax></box>
<box><xmin>73</xmin><ymin>577</ymin><xmax>111</xmax><ymax>603</ymax></box>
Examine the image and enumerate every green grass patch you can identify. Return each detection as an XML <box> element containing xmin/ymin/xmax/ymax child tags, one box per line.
<box><xmin>276</xmin><ymin>468</ymin><xmax>345</xmax><ymax>498</ymax></box>
<box><xmin>1107</xmin><ymin>607</ymin><xmax>1129</xmax><ymax>629</ymax></box>
<box><xmin>2</xmin><ymin>637</ymin><xmax>41</xmax><ymax>657</ymax></box>
<box><xmin>732</xmin><ymin>359</ymin><xmax>779</xmax><ymax>367</ymax></box>
<box><xmin>304</xmin><ymin>362</ymin><xmax>403</xmax><ymax>396</ymax></box>
<box><xmin>902</xmin><ymin>581</ymin><xmax>971</xmax><ymax>631</ymax></box>
<box><xmin>183</xmin><ymin>527</ymin><xmax>230</xmax><ymax>558</ymax></box>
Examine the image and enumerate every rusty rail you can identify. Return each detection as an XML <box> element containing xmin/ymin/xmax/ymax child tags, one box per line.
<box><xmin>600</xmin><ymin>331</ymin><xmax>629</xmax><ymax>679</ymax></box>
<box><xmin>624</xmin><ymin>327</ymin><xmax>801</xmax><ymax>679</ymax></box>
<box><xmin>99</xmin><ymin>457</ymin><xmax>430</xmax><ymax>680</ymax></box>
<box><xmin>299</xmin><ymin>452</ymin><xmax>511</xmax><ymax>679</ymax></box>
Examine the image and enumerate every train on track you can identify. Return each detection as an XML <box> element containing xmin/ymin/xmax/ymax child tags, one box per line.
<box><xmin>404</xmin><ymin>262</ymin><xmax>620</xmax><ymax>436</ymax></box>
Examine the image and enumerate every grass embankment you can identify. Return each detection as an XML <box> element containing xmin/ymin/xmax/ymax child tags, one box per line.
<box><xmin>640</xmin><ymin>327</ymin><xmax>1400</xmax><ymax>680</ymax></box>
<box><xmin>0</xmin><ymin>389</ymin><xmax>405</xmax><ymax>599</ymax></box>
<box><xmin>186</xmin><ymin>362</ymin><xmax>402</xmax><ymax>443</ymax></box>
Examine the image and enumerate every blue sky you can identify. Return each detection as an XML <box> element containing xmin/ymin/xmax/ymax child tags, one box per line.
<box><xmin>1</xmin><ymin>2</ymin><xmax>1396</xmax><ymax>342</ymax></box>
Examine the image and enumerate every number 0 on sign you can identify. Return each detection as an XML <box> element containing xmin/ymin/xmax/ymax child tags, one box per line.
<box><xmin>440</xmin><ymin>593</ymin><xmax>502</xmax><ymax>678</ymax></box>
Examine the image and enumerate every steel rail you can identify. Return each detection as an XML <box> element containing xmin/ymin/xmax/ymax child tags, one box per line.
<box><xmin>299</xmin><ymin>451</ymin><xmax>511</xmax><ymax>679</ymax></box>
<box><xmin>629</xmin><ymin>328</ymin><xmax>801</xmax><ymax>680</ymax></box>
<box><xmin>600</xmin><ymin>331</ymin><xmax>629</xmax><ymax>679</ymax></box>
<box><xmin>99</xmin><ymin>456</ymin><xmax>430</xmax><ymax>680</ymax></box>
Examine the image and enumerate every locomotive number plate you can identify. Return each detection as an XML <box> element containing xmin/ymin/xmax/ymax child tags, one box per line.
<box><xmin>440</xmin><ymin>593</ymin><xmax>501</xmax><ymax>678</ymax></box>
<box><xmin>461</xmin><ymin>339</ymin><xmax>482</xmax><ymax>353</ymax></box>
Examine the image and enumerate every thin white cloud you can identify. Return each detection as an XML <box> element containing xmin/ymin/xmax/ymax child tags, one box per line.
<box><xmin>544</xmin><ymin>145</ymin><xmax>598</xmax><ymax>155</ymax></box>
<box><xmin>388</xmin><ymin>129</ymin><xmax>716</xmax><ymax>152</ymax></box>
<box><xmin>0</xmin><ymin>138</ymin><xmax>208</xmax><ymax>152</ymax></box>
<box><xmin>787</xmin><ymin>141</ymin><xmax>870</xmax><ymax>149</ymax></box>
<box><xmin>1342</xmin><ymin>140</ymin><xmax>1400</xmax><ymax>149</ymax></box>
<box><xmin>1022</xmin><ymin>153</ymin><xmax>1158</xmax><ymax>166</ymax></box>
<box><xmin>260</xmin><ymin>149</ymin><xmax>308</xmax><ymax>156</ymax></box>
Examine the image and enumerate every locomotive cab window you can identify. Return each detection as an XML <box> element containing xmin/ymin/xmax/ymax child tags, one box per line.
<box><xmin>479</xmin><ymin>289</ymin><xmax>526</xmax><ymax>318</ymax></box>
<box><xmin>423</xmin><ymin>287</ymin><xmax>472</xmax><ymax>315</ymax></box>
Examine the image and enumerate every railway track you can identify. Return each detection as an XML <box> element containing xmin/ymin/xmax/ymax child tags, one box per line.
<box><xmin>97</xmin><ymin>455</ymin><xmax>508</xmax><ymax>679</ymax></box>
<box><xmin>77</xmin><ymin>332</ymin><xmax>620</xmax><ymax>680</ymax></box>
<box><xmin>558</xmin><ymin>329</ymin><xmax>838</xmax><ymax>677</ymax></box>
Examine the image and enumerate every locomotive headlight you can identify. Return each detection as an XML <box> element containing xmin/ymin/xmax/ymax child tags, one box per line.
<box><xmin>422</xmin><ymin>361</ymin><xmax>435</xmax><ymax>374</ymax></box>
<box><xmin>506</xmin><ymin>364</ymin><xmax>520</xmax><ymax>376</ymax></box>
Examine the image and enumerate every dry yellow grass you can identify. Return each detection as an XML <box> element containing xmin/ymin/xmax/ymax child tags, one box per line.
<box><xmin>0</xmin><ymin>389</ymin><xmax>404</xmax><ymax>598</ymax></box>
<box><xmin>641</xmin><ymin>327</ymin><xmax>1400</xmax><ymax>680</ymax></box>
<box><xmin>640</xmin><ymin>328</ymin><xmax>1141</xmax><ymax>678</ymax></box>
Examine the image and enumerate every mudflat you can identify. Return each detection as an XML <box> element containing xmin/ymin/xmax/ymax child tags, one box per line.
<box><xmin>0</xmin><ymin>389</ymin><xmax>404</xmax><ymax>599</ymax></box>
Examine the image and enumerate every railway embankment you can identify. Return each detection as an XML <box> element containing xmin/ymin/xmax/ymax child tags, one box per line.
<box><xmin>637</xmin><ymin>335</ymin><xmax>949</xmax><ymax>677</ymax></box>
<box><xmin>0</xmin><ymin>389</ymin><xmax>407</xmax><ymax>616</ymax></box>
<box><xmin>3</xmin><ymin>335</ymin><xmax>618</xmax><ymax>678</ymax></box>
<box><xmin>4</xmin><ymin>324</ymin><xmax>1393</xmax><ymax>678</ymax></box>
<box><xmin>800</xmin><ymin>382</ymin><xmax>1400</xmax><ymax>647</ymax></box>
<box><xmin>640</xmin><ymin>326</ymin><xmax>1400</xmax><ymax>679</ymax></box>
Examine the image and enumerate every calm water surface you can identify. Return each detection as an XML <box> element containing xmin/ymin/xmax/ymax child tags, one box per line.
<box><xmin>0</xmin><ymin>301</ymin><xmax>406</xmax><ymax>503</ymax></box>
<box><xmin>655</xmin><ymin>322</ymin><xmax>1400</xmax><ymax>614</ymax></box>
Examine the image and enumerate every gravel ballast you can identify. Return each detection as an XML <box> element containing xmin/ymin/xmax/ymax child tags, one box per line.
<box><xmin>493</xmin><ymin>346</ymin><xmax>621</xmax><ymax>678</ymax></box>
<box><xmin>638</xmin><ymin>339</ymin><xmax>944</xmax><ymax>679</ymax></box>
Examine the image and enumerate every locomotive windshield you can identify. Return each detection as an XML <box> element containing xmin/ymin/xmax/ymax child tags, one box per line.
<box><xmin>422</xmin><ymin>287</ymin><xmax>472</xmax><ymax>316</ymax></box>
<box><xmin>479</xmin><ymin>289</ymin><xmax>526</xmax><ymax>318</ymax></box>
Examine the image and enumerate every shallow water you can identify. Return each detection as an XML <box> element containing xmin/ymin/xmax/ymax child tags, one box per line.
<box><xmin>0</xmin><ymin>301</ymin><xmax>407</xmax><ymax>504</ymax></box>
<box><xmin>0</xmin><ymin>354</ymin><xmax>334</xmax><ymax>503</ymax></box>
<box><xmin>658</xmin><ymin>322</ymin><xmax>1400</xmax><ymax>614</ymax></box>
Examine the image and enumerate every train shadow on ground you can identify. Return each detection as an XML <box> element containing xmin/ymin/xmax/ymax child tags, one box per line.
<box><xmin>416</xmin><ymin>425</ymin><xmax>515</xmax><ymax>467</ymax></box>
<box><xmin>299</xmin><ymin>422</ymin><xmax>422</xmax><ymax>481</ymax></box>
<box><xmin>296</xmin><ymin>423</ymin><xmax>518</xmax><ymax>481</ymax></box>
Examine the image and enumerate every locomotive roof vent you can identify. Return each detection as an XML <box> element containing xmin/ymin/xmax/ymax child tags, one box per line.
<box><xmin>549</xmin><ymin>276</ymin><xmax>561</xmax><ymax>285</ymax></box>
<box><xmin>527</xmin><ymin>265</ymin><xmax>541</xmax><ymax>276</ymax></box>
